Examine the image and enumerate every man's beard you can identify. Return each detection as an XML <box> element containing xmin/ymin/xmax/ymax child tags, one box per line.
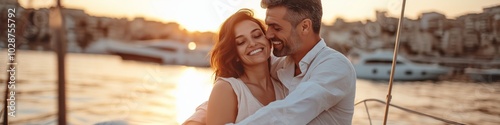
<box><xmin>272</xmin><ymin>39</ymin><xmax>289</xmax><ymax>57</ymax></box>
<box><xmin>271</xmin><ymin>32</ymin><xmax>300</xmax><ymax>57</ymax></box>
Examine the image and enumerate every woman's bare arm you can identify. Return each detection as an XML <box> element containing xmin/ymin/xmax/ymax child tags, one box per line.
<box><xmin>206</xmin><ymin>80</ymin><xmax>238</xmax><ymax>125</ymax></box>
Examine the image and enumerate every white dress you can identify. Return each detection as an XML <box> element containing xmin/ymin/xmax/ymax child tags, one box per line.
<box><xmin>217</xmin><ymin>77</ymin><xmax>288</xmax><ymax>123</ymax></box>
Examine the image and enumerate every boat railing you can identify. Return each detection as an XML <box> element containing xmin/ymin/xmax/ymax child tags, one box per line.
<box><xmin>354</xmin><ymin>98</ymin><xmax>465</xmax><ymax>125</ymax></box>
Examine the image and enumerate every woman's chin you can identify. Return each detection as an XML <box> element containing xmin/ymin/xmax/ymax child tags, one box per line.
<box><xmin>243</xmin><ymin>58</ymin><xmax>270</xmax><ymax>66</ymax></box>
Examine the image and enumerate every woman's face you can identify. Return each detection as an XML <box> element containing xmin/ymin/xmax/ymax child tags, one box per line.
<box><xmin>234</xmin><ymin>20</ymin><xmax>271</xmax><ymax>66</ymax></box>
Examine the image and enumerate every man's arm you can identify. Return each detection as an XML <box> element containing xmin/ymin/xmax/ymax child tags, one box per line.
<box><xmin>182</xmin><ymin>101</ymin><xmax>208</xmax><ymax>125</ymax></box>
<box><xmin>184</xmin><ymin>121</ymin><xmax>205</xmax><ymax>125</ymax></box>
<box><xmin>234</xmin><ymin>57</ymin><xmax>356</xmax><ymax>125</ymax></box>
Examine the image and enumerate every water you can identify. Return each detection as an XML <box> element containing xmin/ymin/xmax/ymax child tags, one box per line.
<box><xmin>0</xmin><ymin>50</ymin><xmax>214</xmax><ymax>124</ymax></box>
<box><xmin>0</xmin><ymin>50</ymin><xmax>499</xmax><ymax>125</ymax></box>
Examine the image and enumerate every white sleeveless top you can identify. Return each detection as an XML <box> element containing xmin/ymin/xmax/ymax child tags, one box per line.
<box><xmin>217</xmin><ymin>77</ymin><xmax>288</xmax><ymax>123</ymax></box>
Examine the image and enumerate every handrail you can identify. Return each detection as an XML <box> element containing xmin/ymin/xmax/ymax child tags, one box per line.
<box><xmin>355</xmin><ymin>98</ymin><xmax>465</xmax><ymax>125</ymax></box>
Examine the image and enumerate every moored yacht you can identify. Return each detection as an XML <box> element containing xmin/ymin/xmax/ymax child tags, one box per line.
<box><xmin>349</xmin><ymin>50</ymin><xmax>451</xmax><ymax>81</ymax></box>
<box><xmin>86</xmin><ymin>39</ymin><xmax>211</xmax><ymax>67</ymax></box>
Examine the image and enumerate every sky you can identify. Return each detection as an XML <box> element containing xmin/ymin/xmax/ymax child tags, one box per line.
<box><xmin>18</xmin><ymin>0</ymin><xmax>500</xmax><ymax>32</ymax></box>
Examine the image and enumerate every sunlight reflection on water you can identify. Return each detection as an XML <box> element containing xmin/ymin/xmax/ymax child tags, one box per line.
<box><xmin>175</xmin><ymin>67</ymin><xmax>214</xmax><ymax>124</ymax></box>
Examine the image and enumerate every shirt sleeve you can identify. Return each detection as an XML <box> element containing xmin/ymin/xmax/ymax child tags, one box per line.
<box><xmin>233</xmin><ymin>57</ymin><xmax>355</xmax><ymax>125</ymax></box>
<box><xmin>182</xmin><ymin>101</ymin><xmax>208</xmax><ymax>125</ymax></box>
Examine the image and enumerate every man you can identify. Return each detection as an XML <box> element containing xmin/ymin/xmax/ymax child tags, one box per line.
<box><xmin>184</xmin><ymin>0</ymin><xmax>356</xmax><ymax>124</ymax></box>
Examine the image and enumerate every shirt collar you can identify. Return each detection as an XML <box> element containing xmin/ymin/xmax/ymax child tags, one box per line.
<box><xmin>285</xmin><ymin>38</ymin><xmax>327</xmax><ymax>77</ymax></box>
<box><xmin>300</xmin><ymin>38</ymin><xmax>326</xmax><ymax>66</ymax></box>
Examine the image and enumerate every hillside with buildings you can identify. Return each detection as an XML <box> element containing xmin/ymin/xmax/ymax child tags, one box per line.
<box><xmin>1</xmin><ymin>0</ymin><xmax>499</xmax><ymax>68</ymax></box>
<box><xmin>322</xmin><ymin>6</ymin><xmax>500</xmax><ymax>59</ymax></box>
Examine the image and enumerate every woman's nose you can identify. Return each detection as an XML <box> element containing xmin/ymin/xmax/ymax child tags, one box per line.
<box><xmin>248</xmin><ymin>39</ymin><xmax>257</xmax><ymax>47</ymax></box>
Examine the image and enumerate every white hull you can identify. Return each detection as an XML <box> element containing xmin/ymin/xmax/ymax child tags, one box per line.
<box><xmin>354</xmin><ymin>63</ymin><xmax>449</xmax><ymax>81</ymax></box>
<box><xmin>86</xmin><ymin>39</ymin><xmax>210</xmax><ymax>67</ymax></box>
<box><xmin>350</xmin><ymin>50</ymin><xmax>450</xmax><ymax>81</ymax></box>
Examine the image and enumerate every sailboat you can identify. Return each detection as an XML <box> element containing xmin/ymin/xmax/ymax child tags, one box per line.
<box><xmin>0</xmin><ymin>0</ymin><xmax>467</xmax><ymax>125</ymax></box>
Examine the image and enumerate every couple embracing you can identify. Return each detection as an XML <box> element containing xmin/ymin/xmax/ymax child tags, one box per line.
<box><xmin>184</xmin><ymin>0</ymin><xmax>356</xmax><ymax>124</ymax></box>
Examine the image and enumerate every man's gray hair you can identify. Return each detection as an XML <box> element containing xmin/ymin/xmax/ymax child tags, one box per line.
<box><xmin>261</xmin><ymin>0</ymin><xmax>323</xmax><ymax>34</ymax></box>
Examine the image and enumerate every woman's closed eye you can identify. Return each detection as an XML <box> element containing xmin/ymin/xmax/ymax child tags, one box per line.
<box><xmin>236</xmin><ymin>39</ymin><xmax>246</xmax><ymax>46</ymax></box>
<box><xmin>251</xmin><ymin>29</ymin><xmax>265</xmax><ymax>39</ymax></box>
<box><xmin>252</xmin><ymin>32</ymin><xmax>263</xmax><ymax>39</ymax></box>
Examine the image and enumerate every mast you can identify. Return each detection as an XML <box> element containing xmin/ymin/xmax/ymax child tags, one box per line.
<box><xmin>383</xmin><ymin>0</ymin><xmax>407</xmax><ymax>124</ymax></box>
<box><xmin>50</xmin><ymin>0</ymin><xmax>67</xmax><ymax>124</ymax></box>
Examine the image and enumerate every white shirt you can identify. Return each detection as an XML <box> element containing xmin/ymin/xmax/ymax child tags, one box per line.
<box><xmin>233</xmin><ymin>39</ymin><xmax>357</xmax><ymax>125</ymax></box>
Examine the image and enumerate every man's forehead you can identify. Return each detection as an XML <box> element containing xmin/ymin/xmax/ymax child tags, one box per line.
<box><xmin>265</xmin><ymin>6</ymin><xmax>287</xmax><ymax>24</ymax></box>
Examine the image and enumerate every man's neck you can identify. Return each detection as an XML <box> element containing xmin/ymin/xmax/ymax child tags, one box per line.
<box><xmin>291</xmin><ymin>36</ymin><xmax>321</xmax><ymax>76</ymax></box>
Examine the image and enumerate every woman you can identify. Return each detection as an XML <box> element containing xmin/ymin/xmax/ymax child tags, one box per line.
<box><xmin>183</xmin><ymin>9</ymin><xmax>287</xmax><ymax>125</ymax></box>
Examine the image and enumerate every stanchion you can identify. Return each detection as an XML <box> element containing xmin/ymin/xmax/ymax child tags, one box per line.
<box><xmin>383</xmin><ymin>0</ymin><xmax>407</xmax><ymax>125</ymax></box>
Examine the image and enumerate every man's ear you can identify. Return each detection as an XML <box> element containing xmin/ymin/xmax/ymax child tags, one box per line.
<box><xmin>300</xmin><ymin>19</ymin><xmax>312</xmax><ymax>35</ymax></box>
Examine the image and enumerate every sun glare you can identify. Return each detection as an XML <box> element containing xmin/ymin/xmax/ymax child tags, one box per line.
<box><xmin>149</xmin><ymin>0</ymin><xmax>227</xmax><ymax>32</ymax></box>
<box><xmin>147</xmin><ymin>0</ymin><xmax>264</xmax><ymax>32</ymax></box>
<box><xmin>188</xmin><ymin>42</ymin><xmax>197</xmax><ymax>50</ymax></box>
<box><xmin>175</xmin><ymin>67</ymin><xmax>214</xmax><ymax>124</ymax></box>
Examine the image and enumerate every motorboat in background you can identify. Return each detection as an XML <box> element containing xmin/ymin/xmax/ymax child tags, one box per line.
<box><xmin>348</xmin><ymin>49</ymin><xmax>451</xmax><ymax>81</ymax></box>
<box><xmin>85</xmin><ymin>39</ymin><xmax>211</xmax><ymax>67</ymax></box>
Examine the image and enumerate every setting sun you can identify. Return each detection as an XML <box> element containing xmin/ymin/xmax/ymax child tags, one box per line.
<box><xmin>188</xmin><ymin>42</ymin><xmax>197</xmax><ymax>50</ymax></box>
<box><xmin>140</xmin><ymin>0</ymin><xmax>265</xmax><ymax>32</ymax></box>
<box><xmin>149</xmin><ymin>0</ymin><xmax>222</xmax><ymax>32</ymax></box>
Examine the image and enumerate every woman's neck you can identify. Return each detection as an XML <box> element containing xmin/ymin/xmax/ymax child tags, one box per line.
<box><xmin>241</xmin><ymin>62</ymin><xmax>271</xmax><ymax>87</ymax></box>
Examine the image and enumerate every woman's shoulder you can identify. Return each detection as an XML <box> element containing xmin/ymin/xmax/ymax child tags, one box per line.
<box><xmin>214</xmin><ymin>77</ymin><xmax>247</xmax><ymax>98</ymax></box>
<box><xmin>216</xmin><ymin>77</ymin><xmax>238</xmax><ymax>82</ymax></box>
<box><xmin>212</xmin><ymin>77</ymin><xmax>241</xmax><ymax>94</ymax></box>
<box><xmin>209</xmin><ymin>78</ymin><xmax>237</xmax><ymax>103</ymax></box>
<box><xmin>213</xmin><ymin>78</ymin><xmax>233</xmax><ymax>92</ymax></box>
<box><xmin>216</xmin><ymin>77</ymin><xmax>243</xmax><ymax>86</ymax></box>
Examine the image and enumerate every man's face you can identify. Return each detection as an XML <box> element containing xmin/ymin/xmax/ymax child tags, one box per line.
<box><xmin>265</xmin><ymin>6</ymin><xmax>302</xmax><ymax>57</ymax></box>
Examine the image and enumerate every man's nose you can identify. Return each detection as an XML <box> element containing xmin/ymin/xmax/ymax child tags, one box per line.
<box><xmin>265</xmin><ymin>29</ymin><xmax>274</xmax><ymax>39</ymax></box>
